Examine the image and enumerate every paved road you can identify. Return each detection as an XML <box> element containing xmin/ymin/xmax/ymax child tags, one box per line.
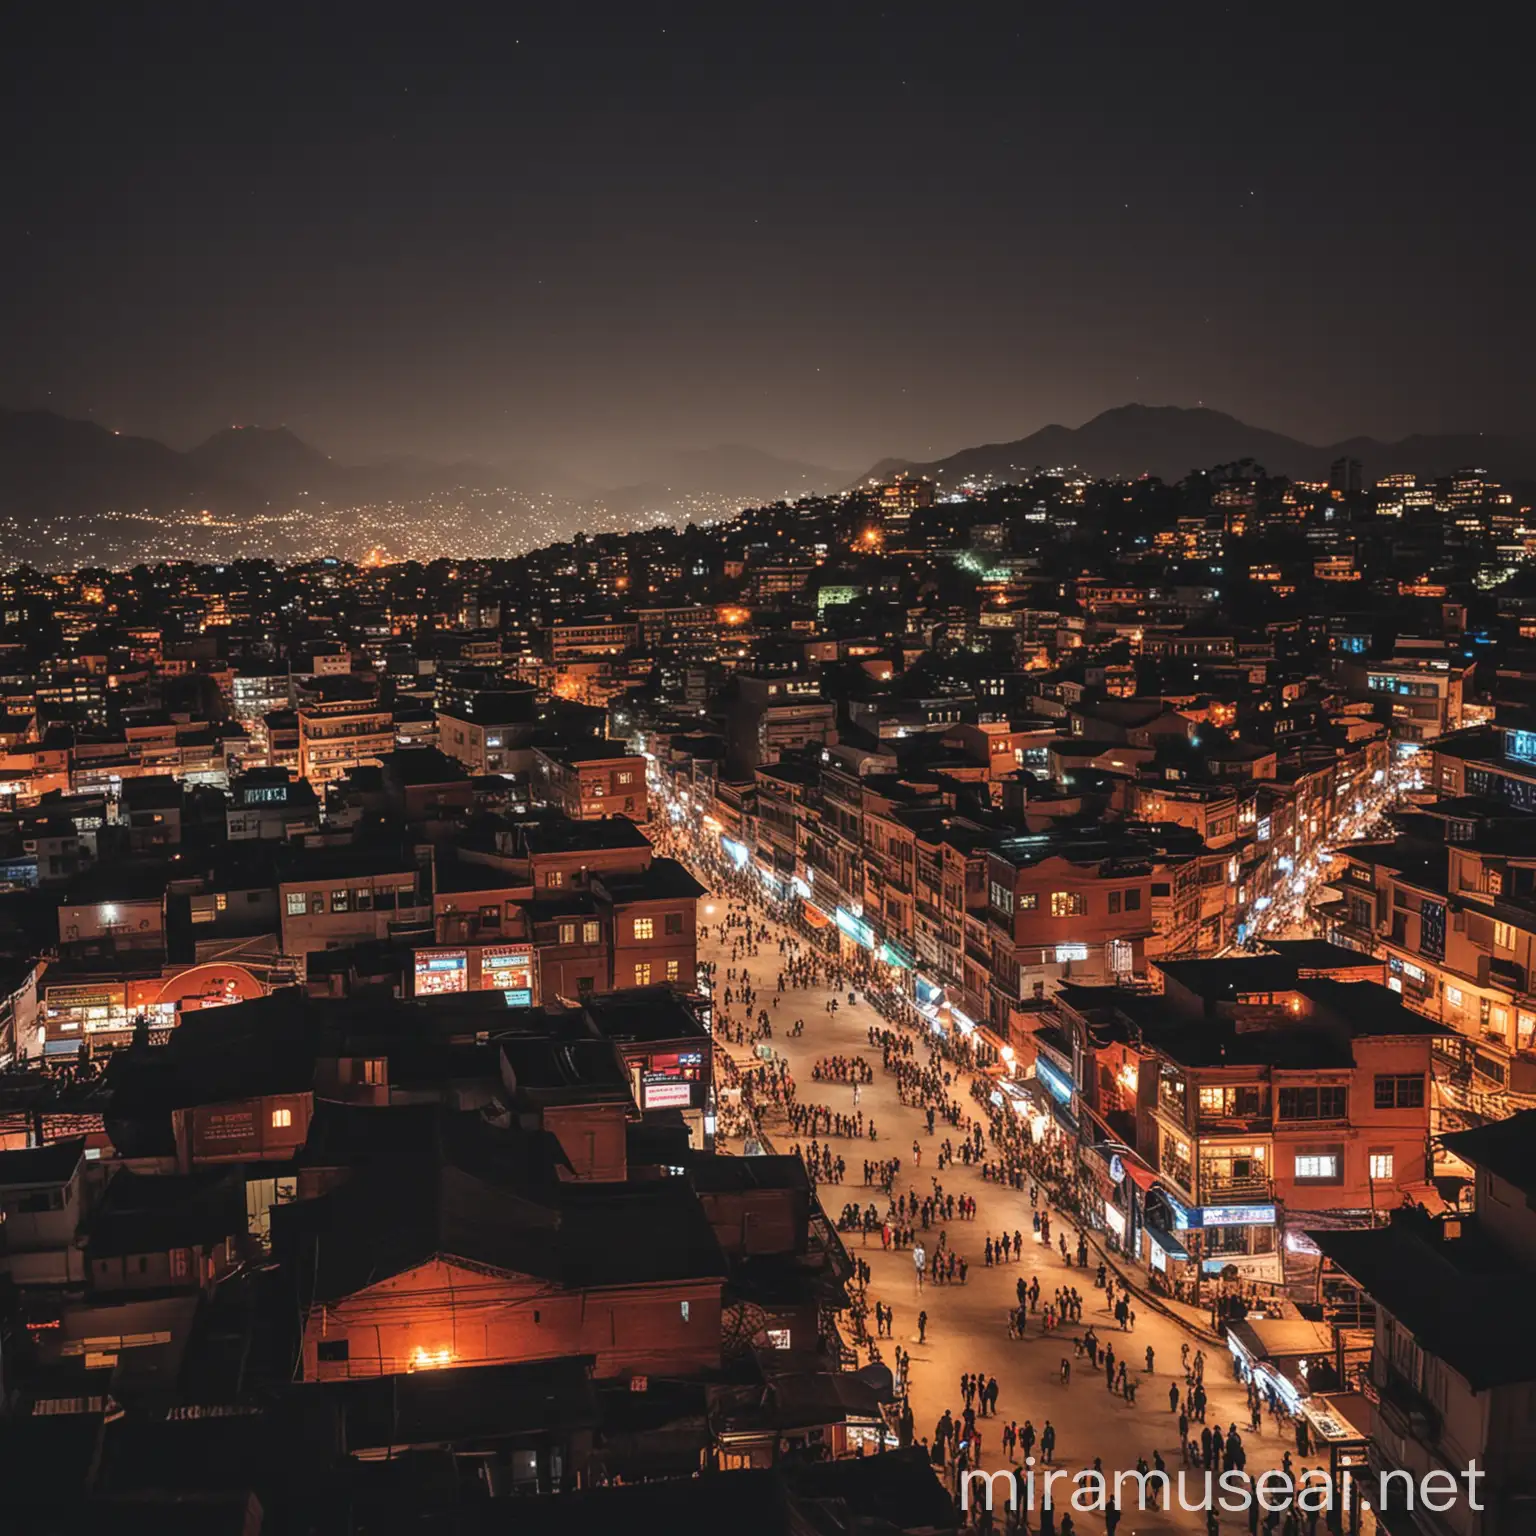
<box><xmin>697</xmin><ymin>895</ymin><xmax>1316</xmax><ymax>1534</ymax></box>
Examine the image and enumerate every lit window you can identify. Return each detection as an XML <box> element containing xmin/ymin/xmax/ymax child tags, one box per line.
<box><xmin>286</xmin><ymin>892</ymin><xmax>307</xmax><ymax>917</ymax></box>
<box><xmin>635</xmin><ymin>963</ymin><xmax>652</xmax><ymax>986</ymax></box>
<box><xmin>545</xmin><ymin>870</ymin><xmax>564</xmax><ymax>888</ymax></box>
<box><xmin>1051</xmin><ymin>891</ymin><xmax>1086</xmax><ymax>918</ymax></box>
<box><xmin>1445</xmin><ymin>985</ymin><xmax>1464</xmax><ymax>1009</ymax></box>
<box><xmin>331</xmin><ymin>890</ymin><xmax>350</xmax><ymax>913</ymax></box>
<box><xmin>559</xmin><ymin>922</ymin><xmax>576</xmax><ymax>945</ymax></box>
<box><xmin>582</xmin><ymin>920</ymin><xmax>601</xmax><ymax>944</ymax></box>
<box><xmin>680</xmin><ymin>1300</ymin><xmax>690</xmax><ymax>1321</ymax></box>
<box><xmin>271</xmin><ymin>1108</ymin><xmax>293</xmax><ymax>1129</ymax></box>
<box><xmin>1293</xmin><ymin>1154</ymin><xmax>1338</xmax><ymax>1180</ymax></box>
<box><xmin>634</xmin><ymin>917</ymin><xmax>655</xmax><ymax>940</ymax></box>
<box><xmin>1369</xmin><ymin>1152</ymin><xmax>1394</xmax><ymax>1180</ymax></box>
<box><xmin>666</xmin><ymin>959</ymin><xmax>680</xmax><ymax>981</ymax></box>
<box><xmin>1494</xmin><ymin>921</ymin><xmax>1515</xmax><ymax>951</ymax></box>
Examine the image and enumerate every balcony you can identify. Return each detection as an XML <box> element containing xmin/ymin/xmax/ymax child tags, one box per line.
<box><xmin>1198</xmin><ymin>1171</ymin><xmax>1274</xmax><ymax>1201</ymax></box>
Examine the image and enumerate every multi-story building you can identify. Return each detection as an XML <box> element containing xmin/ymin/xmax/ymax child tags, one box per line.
<box><xmin>277</xmin><ymin>845</ymin><xmax>432</xmax><ymax>968</ymax></box>
<box><xmin>533</xmin><ymin>740</ymin><xmax>648</xmax><ymax>823</ymax></box>
<box><xmin>1038</xmin><ymin>946</ymin><xmax>1442</xmax><ymax>1290</ymax></box>
<box><xmin>984</xmin><ymin>827</ymin><xmax>1157</xmax><ymax>1026</ymax></box>
<box><xmin>1337</xmin><ymin>651</ymin><xmax>1472</xmax><ymax>744</ymax></box>
<box><xmin>296</xmin><ymin>684</ymin><xmax>394</xmax><ymax>786</ymax></box>
<box><xmin>1315</xmin><ymin>1110</ymin><xmax>1536</xmax><ymax>1536</ymax></box>
<box><xmin>435</xmin><ymin>673</ymin><xmax>539</xmax><ymax>776</ymax></box>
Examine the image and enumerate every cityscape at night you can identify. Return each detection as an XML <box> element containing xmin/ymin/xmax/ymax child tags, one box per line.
<box><xmin>1</xmin><ymin>7</ymin><xmax>1533</xmax><ymax>1536</ymax></box>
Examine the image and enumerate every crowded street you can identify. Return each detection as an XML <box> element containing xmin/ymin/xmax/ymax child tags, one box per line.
<box><xmin>658</xmin><ymin>809</ymin><xmax>1363</xmax><ymax>1535</ymax></box>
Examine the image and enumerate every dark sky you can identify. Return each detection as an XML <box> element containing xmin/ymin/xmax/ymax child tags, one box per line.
<box><xmin>2</xmin><ymin>3</ymin><xmax>1531</xmax><ymax>482</ymax></box>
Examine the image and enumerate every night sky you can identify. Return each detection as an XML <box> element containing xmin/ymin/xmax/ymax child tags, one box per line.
<box><xmin>3</xmin><ymin>4</ymin><xmax>1530</xmax><ymax>481</ymax></box>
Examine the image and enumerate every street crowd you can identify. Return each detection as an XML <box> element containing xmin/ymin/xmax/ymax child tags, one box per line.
<box><xmin>653</xmin><ymin>813</ymin><xmax>1331</xmax><ymax>1533</ymax></box>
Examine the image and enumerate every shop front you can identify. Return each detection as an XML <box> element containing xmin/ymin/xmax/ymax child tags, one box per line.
<box><xmin>410</xmin><ymin>945</ymin><xmax>538</xmax><ymax>1003</ymax></box>
<box><xmin>629</xmin><ymin>1046</ymin><xmax>709</xmax><ymax>1147</ymax></box>
<box><xmin>41</xmin><ymin>976</ymin><xmax>177</xmax><ymax>1056</ymax></box>
<box><xmin>1195</xmin><ymin>1202</ymin><xmax>1284</xmax><ymax>1286</ymax></box>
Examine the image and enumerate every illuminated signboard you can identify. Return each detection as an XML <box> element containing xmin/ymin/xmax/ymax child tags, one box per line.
<box><xmin>1198</xmin><ymin>1204</ymin><xmax>1277</xmax><ymax>1228</ymax></box>
<box><xmin>483</xmin><ymin>948</ymin><xmax>533</xmax><ymax>993</ymax></box>
<box><xmin>503</xmin><ymin>990</ymin><xmax>533</xmax><ymax>1007</ymax></box>
<box><xmin>241</xmin><ymin>785</ymin><xmax>288</xmax><ymax>805</ymax></box>
<box><xmin>642</xmin><ymin>1074</ymin><xmax>694</xmax><ymax>1110</ymax></box>
<box><xmin>1035</xmin><ymin>1057</ymin><xmax>1074</xmax><ymax>1105</ymax></box>
<box><xmin>834</xmin><ymin>908</ymin><xmax>876</xmax><ymax>949</ymax></box>
<box><xmin>414</xmin><ymin>951</ymin><xmax>467</xmax><ymax>996</ymax></box>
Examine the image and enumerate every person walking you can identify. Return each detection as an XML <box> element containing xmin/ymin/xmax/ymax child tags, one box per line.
<box><xmin>1039</xmin><ymin>1420</ymin><xmax>1056</xmax><ymax>1465</ymax></box>
<box><xmin>918</xmin><ymin>1309</ymin><xmax>928</xmax><ymax>1344</ymax></box>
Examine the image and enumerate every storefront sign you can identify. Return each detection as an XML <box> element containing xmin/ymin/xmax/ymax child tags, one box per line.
<box><xmin>1035</xmin><ymin>1056</ymin><xmax>1074</xmax><ymax>1105</ymax></box>
<box><xmin>1199</xmin><ymin>1204</ymin><xmax>1277</xmax><ymax>1229</ymax></box>
<box><xmin>834</xmin><ymin>908</ymin><xmax>876</xmax><ymax>949</ymax></box>
<box><xmin>414</xmin><ymin>951</ymin><xmax>467</xmax><ymax>996</ymax></box>
<box><xmin>483</xmin><ymin>948</ymin><xmax>533</xmax><ymax>992</ymax></box>
<box><xmin>1202</xmin><ymin>1252</ymin><xmax>1284</xmax><ymax>1282</ymax></box>
<box><xmin>642</xmin><ymin>1074</ymin><xmax>694</xmax><ymax>1110</ymax></box>
<box><xmin>1103</xmin><ymin>1201</ymin><xmax>1126</xmax><ymax>1239</ymax></box>
<box><xmin>1108</xmin><ymin>1154</ymin><xmax>1126</xmax><ymax>1184</ymax></box>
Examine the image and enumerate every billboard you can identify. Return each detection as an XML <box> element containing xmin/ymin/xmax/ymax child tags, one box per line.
<box><xmin>414</xmin><ymin>951</ymin><xmax>467</xmax><ymax>996</ymax></box>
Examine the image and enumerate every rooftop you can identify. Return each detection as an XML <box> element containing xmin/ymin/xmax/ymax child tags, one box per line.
<box><xmin>1313</xmin><ymin>1214</ymin><xmax>1536</xmax><ymax>1391</ymax></box>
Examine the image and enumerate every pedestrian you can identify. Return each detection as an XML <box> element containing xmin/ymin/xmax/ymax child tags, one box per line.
<box><xmin>1040</xmin><ymin>1420</ymin><xmax>1055</xmax><ymax>1464</ymax></box>
<box><xmin>918</xmin><ymin>1309</ymin><xmax>927</xmax><ymax>1344</ymax></box>
<box><xmin>1146</xmin><ymin>1345</ymin><xmax>1155</xmax><ymax>1374</ymax></box>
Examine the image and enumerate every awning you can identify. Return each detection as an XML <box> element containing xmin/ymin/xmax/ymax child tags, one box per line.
<box><xmin>1143</xmin><ymin>1225</ymin><xmax>1190</xmax><ymax>1260</ymax></box>
<box><xmin>1124</xmin><ymin>1161</ymin><xmax>1160</xmax><ymax>1193</ymax></box>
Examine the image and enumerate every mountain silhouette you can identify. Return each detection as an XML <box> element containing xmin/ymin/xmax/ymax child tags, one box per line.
<box><xmin>855</xmin><ymin>404</ymin><xmax>1536</xmax><ymax>486</ymax></box>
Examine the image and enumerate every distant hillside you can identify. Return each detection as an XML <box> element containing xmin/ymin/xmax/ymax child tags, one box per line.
<box><xmin>0</xmin><ymin>411</ymin><xmax>847</xmax><ymax>534</ymax></box>
<box><xmin>0</xmin><ymin>409</ymin><xmax>558</xmax><ymax>527</ymax></box>
<box><xmin>186</xmin><ymin>425</ymin><xmax>337</xmax><ymax>498</ymax></box>
<box><xmin>0</xmin><ymin>409</ymin><xmax>233</xmax><ymax>520</ymax></box>
<box><xmin>853</xmin><ymin>404</ymin><xmax>1536</xmax><ymax>487</ymax></box>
